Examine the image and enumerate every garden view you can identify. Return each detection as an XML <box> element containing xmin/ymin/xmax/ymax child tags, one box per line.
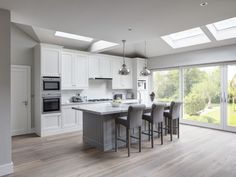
<box><xmin>153</xmin><ymin>66</ymin><xmax>236</xmax><ymax>127</ymax></box>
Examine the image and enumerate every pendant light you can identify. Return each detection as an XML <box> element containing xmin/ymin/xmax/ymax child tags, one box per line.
<box><xmin>140</xmin><ymin>41</ymin><xmax>151</xmax><ymax>76</ymax></box>
<box><xmin>119</xmin><ymin>40</ymin><xmax>130</xmax><ymax>75</ymax></box>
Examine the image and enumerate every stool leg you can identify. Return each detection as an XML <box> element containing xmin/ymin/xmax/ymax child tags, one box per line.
<box><xmin>115</xmin><ymin>123</ymin><xmax>118</xmax><ymax>152</ymax></box>
<box><xmin>161</xmin><ymin>122</ymin><xmax>163</xmax><ymax>145</ymax></box>
<box><xmin>148</xmin><ymin>122</ymin><xmax>151</xmax><ymax>141</ymax></box>
<box><xmin>139</xmin><ymin>126</ymin><xmax>141</xmax><ymax>152</ymax></box>
<box><xmin>170</xmin><ymin>119</ymin><xmax>173</xmax><ymax>141</ymax></box>
<box><xmin>126</xmin><ymin>128</ymin><xmax>128</xmax><ymax>148</ymax></box>
<box><xmin>157</xmin><ymin>123</ymin><xmax>160</xmax><ymax>138</ymax></box>
<box><xmin>127</xmin><ymin>128</ymin><xmax>130</xmax><ymax>157</ymax></box>
<box><xmin>151</xmin><ymin>123</ymin><xmax>154</xmax><ymax>148</ymax></box>
<box><xmin>177</xmin><ymin>118</ymin><xmax>180</xmax><ymax>139</ymax></box>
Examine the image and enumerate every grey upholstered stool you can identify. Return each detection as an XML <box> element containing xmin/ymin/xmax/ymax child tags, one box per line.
<box><xmin>142</xmin><ymin>103</ymin><xmax>166</xmax><ymax>148</ymax></box>
<box><xmin>164</xmin><ymin>101</ymin><xmax>182</xmax><ymax>141</ymax></box>
<box><xmin>115</xmin><ymin>104</ymin><xmax>146</xmax><ymax>157</ymax></box>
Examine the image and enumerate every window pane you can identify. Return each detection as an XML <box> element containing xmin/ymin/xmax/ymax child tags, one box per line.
<box><xmin>227</xmin><ymin>65</ymin><xmax>236</xmax><ymax>127</ymax></box>
<box><xmin>183</xmin><ymin>66</ymin><xmax>221</xmax><ymax>125</ymax></box>
<box><xmin>153</xmin><ymin>69</ymin><xmax>180</xmax><ymax>102</ymax></box>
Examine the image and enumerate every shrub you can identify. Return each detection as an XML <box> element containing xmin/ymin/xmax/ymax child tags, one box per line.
<box><xmin>185</xmin><ymin>93</ymin><xmax>206</xmax><ymax>115</ymax></box>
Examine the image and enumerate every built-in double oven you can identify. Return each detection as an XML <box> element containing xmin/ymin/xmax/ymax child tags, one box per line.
<box><xmin>42</xmin><ymin>77</ymin><xmax>61</xmax><ymax>114</ymax></box>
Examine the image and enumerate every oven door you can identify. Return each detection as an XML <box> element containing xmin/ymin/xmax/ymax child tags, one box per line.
<box><xmin>42</xmin><ymin>97</ymin><xmax>61</xmax><ymax>114</ymax></box>
<box><xmin>43</xmin><ymin>81</ymin><xmax>60</xmax><ymax>91</ymax></box>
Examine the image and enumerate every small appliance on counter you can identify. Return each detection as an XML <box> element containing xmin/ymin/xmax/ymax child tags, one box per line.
<box><xmin>70</xmin><ymin>94</ymin><xmax>83</xmax><ymax>103</ymax></box>
<box><xmin>113</xmin><ymin>94</ymin><xmax>123</xmax><ymax>100</ymax></box>
<box><xmin>126</xmin><ymin>92</ymin><xmax>134</xmax><ymax>99</ymax></box>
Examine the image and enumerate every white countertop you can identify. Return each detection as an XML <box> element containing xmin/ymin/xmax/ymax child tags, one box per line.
<box><xmin>72</xmin><ymin>101</ymin><xmax>169</xmax><ymax>115</ymax></box>
<box><xmin>62</xmin><ymin>99</ymin><xmax>139</xmax><ymax>106</ymax></box>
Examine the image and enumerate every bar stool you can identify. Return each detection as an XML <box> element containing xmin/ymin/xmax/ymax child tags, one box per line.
<box><xmin>142</xmin><ymin>103</ymin><xmax>166</xmax><ymax>148</ymax></box>
<box><xmin>164</xmin><ymin>101</ymin><xmax>182</xmax><ymax>141</ymax></box>
<box><xmin>115</xmin><ymin>104</ymin><xmax>146</xmax><ymax>157</ymax></box>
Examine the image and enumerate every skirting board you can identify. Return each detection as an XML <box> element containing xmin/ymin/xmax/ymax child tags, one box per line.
<box><xmin>0</xmin><ymin>162</ymin><xmax>14</xmax><ymax>176</ymax></box>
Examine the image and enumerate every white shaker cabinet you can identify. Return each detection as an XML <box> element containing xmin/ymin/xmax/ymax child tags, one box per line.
<box><xmin>62</xmin><ymin>52</ymin><xmax>89</xmax><ymax>90</ymax></box>
<box><xmin>62</xmin><ymin>106</ymin><xmax>83</xmax><ymax>130</ymax></box>
<box><xmin>88</xmin><ymin>55</ymin><xmax>112</xmax><ymax>78</ymax></box>
<box><xmin>112</xmin><ymin>57</ymin><xmax>133</xmax><ymax>89</ymax></box>
<box><xmin>41</xmin><ymin>46</ymin><xmax>62</xmax><ymax>77</ymax></box>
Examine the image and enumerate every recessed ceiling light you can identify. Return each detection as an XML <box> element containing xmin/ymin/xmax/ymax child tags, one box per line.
<box><xmin>206</xmin><ymin>17</ymin><xmax>236</xmax><ymax>40</ymax></box>
<box><xmin>161</xmin><ymin>27</ymin><xmax>211</xmax><ymax>48</ymax></box>
<box><xmin>55</xmin><ymin>31</ymin><xmax>93</xmax><ymax>42</ymax></box>
<box><xmin>128</xmin><ymin>28</ymin><xmax>132</xmax><ymax>31</ymax></box>
<box><xmin>200</xmin><ymin>2</ymin><xmax>208</xmax><ymax>6</ymax></box>
<box><xmin>90</xmin><ymin>40</ymin><xmax>119</xmax><ymax>52</ymax></box>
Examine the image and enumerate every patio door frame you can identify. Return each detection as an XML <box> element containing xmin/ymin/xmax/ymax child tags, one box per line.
<box><xmin>222</xmin><ymin>63</ymin><xmax>236</xmax><ymax>132</ymax></box>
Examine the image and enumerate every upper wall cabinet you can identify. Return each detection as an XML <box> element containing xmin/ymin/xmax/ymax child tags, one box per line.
<box><xmin>41</xmin><ymin>46</ymin><xmax>62</xmax><ymax>77</ymax></box>
<box><xmin>112</xmin><ymin>57</ymin><xmax>133</xmax><ymax>89</ymax></box>
<box><xmin>62</xmin><ymin>51</ymin><xmax>89</xmax><ymax>90</ymax></box>
<box><xmin>89</xmin><ymin>55</ymin><xmax>112</xmax><ymax>79</ymax></box>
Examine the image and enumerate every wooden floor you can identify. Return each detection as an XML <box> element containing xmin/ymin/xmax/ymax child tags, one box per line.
<box><xmin>6</xmin><ymin>125</ymin><xmax>236</xmax><ymax>177</ymax></box>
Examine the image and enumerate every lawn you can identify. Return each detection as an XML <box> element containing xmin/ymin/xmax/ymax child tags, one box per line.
<box><xmin>184</xmin><ymin>103</ymin><xmax>236</xmax><ymax>126</ymax></box>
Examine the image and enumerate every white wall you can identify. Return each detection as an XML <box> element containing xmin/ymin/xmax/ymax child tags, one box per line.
<box><xmin>0</xmin><ymin>9</ymin><xmax>13</xmax><ymax>176</ymax></box>
<box><xmin>11</xmin><ymin>23</ymin><xmax>37</xmax><ymax>128</ymax></box>
<box><xmin>148</xmin><ymin>44</ymin><xmax>236</xmax><ymax>69</ymax></box>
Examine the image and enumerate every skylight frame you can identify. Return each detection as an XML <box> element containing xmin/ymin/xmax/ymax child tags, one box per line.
<box><xmin>206</xmin><ymin>17</ymin><xmax>236</xmax><ymax>41</ymax></box>
<box><xmin>90</xmin><ymin>40</ymin><xmax>119</xmax><ymax>52</ymax></box>
<box><xmin>55</xmin><ymin>31</ymin><xmax>94</xmax><ymax>42</ymax></box>
<box><xmin>161</xmin><ymin>27</ymin><xmax>211</xmax><ymax>49</ymax></box>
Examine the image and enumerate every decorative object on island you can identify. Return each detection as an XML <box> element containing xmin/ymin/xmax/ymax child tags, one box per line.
<box><xmin>119</xmin><ymin>40</ymin><xmax>130</xmax><ymax>75</ymax></box>
<box><xmin>140</xmin><ymin>41</ymin><xmax>151</xmax><ymax>76</ymax></box>
<box><xmin>150</xmin><ymin>92</ymin><xmax>155</xmax><ymax>101</ymax></box>
<box><xmin>110</xmin><ymin>98</ymin><xmax>122</xmax><ymax>107</ymax></box>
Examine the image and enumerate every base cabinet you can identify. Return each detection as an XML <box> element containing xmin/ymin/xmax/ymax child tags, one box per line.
<box><xmin>40</xmin><ymin>107</ymin><xmax>82</xmax><ymax>137</ymax></box>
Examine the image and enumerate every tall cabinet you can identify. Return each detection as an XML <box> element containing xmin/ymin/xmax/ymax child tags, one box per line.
<box><xmin>61</xmin><ymin>50</ymin><xmax>89</xmax><ymax>90</ymax></box>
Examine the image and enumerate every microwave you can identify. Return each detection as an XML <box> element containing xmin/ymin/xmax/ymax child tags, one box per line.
<box><xmin>42</xmin><ymin>92</ymin><xmax>61</xmax><ymax>114</ymax></box>
<box><xmin>137</xmin><ymin>80</ymin><xmax>147</xmax><ymax>90</ymax></box>
<box><xmin>42</xmin><ymin>77</ymin><xmax>61</xmax><ymax>91</ymax></box>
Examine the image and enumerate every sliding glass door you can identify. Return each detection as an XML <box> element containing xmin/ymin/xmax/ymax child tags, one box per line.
<box><xmin>152</xmin><ymin>63</ymin><xmax>236</xmax><ymax>132</ymax></box>
<box><xmin>224</xmin><ymin>64</ymin><xmax>236</xmax><ymax>132</ymax></box>
<box><xmin>182</xmin><ymin>66</ymin><xmax>222</xmax><ymax>128</ymax></box>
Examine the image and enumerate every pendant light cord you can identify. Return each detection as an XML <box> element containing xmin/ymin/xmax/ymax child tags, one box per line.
<box><xmin>145</xmin><ymin>41</ymin><xmax>148</xmax><ymax>67</ymax></box>
<box><xmin>122</xmin><ymin>40</ymin><xmax>126</xmax><ymax>65</ymax></box>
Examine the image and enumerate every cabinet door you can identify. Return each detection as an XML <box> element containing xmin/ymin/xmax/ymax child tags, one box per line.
<box><xmin>62</xmin><ymin>53</ymin><xmax>73</xmax><ymax>89</ymax></box>
<box><xmin>121</xmin><ymin>59</ymin><xmax>133</xmax><ymax>89</ymax></box>
<box><xmin>77</xmin><ymin>110</ymin><xmax>83</xmax><ymax>130</ymax></box>
<box><xmin>100</xmin><ymin>57</ymin><xmax>112</xmax><ymax>78</ymax></box>
<box><xmin>62</xmin><ymin>106</ymin><xmax>77</xmax><ymax>128</ymax></box>
<box><xmin>75</xmin><ymin>54</ymin><xmax>89</xmax><ymax>89</ymax></box>
<box><xmin>88</xmin><ymin>56</ymin><xmax>99</xmax><ymax>78</ymax></box>
<box><xmin>42</xmin><ymin>114</ymin><xmax>62</xmax><ymax>131</ymax></box>
<box><xmin>41</xmin><ymin>47</ymin><xmax>61</xmax><ymax>76</ymax></box>
<box><xmin>112</xmin><ymin>58</ymin><xmax>122</xmax><ymax>89</ymax></box>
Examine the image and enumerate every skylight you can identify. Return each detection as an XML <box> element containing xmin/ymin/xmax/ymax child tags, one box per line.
<box><xmin>161</xmin><ymin>27</ymin><xmax>210</xmax><ymax>49</ymax></box>
<box><xmin>206</xmin><ymin>17</ymin><xmax>236</xmax><ymax>41</ymax></box>
<box><xmin>90</xmin><ymin>40</ymin><xmax>119</xmax><ymax>52</ymax></box>
<box><xmin>55</xmin><ymin>31</ymin><xmax>93</xmax><ymax>42</ymax></box>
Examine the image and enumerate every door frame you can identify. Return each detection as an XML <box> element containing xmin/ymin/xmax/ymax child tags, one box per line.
<box><xmin>11</xmin><ymin>65</ymin><xmax>31</xmax><ymax>136</ymax></box>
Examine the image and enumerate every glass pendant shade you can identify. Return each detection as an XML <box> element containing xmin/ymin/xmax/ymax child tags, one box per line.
<box><xmin>119</xmin><ymin>40</ymin><xmax>130</xmax><ymax>75</ymax></box>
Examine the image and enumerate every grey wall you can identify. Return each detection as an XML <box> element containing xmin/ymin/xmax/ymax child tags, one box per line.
<box><xmin>11</xmin><ymin>23</ymin><xmax>37</xmax><ymax>127</ymax></box>
<box><xmin>148</xmin><ymin>44</ymin><xmax>236</xmax><ymax>69</ymax></box>
<box><xmin>0</xmin><ymin>9</ymin><xmax>11</xmax><ymax>166</ymax></box>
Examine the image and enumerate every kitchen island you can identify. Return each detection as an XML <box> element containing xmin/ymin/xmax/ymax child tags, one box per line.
<box><xmin>72</xmin><ymin>102</ymin><xmax>158</xmax><ymax>151</ymax></box>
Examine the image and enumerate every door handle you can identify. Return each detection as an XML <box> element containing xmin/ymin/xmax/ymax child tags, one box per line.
<box><xmin>22</xmin><ymin>101</ymin><xmax>28</xmax><ymax>106</ymax></box>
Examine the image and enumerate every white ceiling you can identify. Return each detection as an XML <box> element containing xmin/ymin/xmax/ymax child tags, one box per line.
<box><xmin>1</xmin><ymin>0</ymin><xmax>236</xmax><ymax>57</ymax></box>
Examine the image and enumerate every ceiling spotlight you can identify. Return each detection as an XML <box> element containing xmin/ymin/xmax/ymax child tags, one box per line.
<box><xmin>200</xmin><ymin>2</ymin><xmax>208</xmax><ymax>6</ymax></box>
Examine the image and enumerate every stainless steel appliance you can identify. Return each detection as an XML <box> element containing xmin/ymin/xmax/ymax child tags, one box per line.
<box><xmin>42</xmin><ymin>77</ymin><xmax>61</xmax><ymax>91</ymax></box>
<box><xmin>113</xmin><ymin>94</ymin><xmax>123</xmax><ymax>100</ymax></box>
<box><xmin>42</xmin><ymin>92</ymin><xmax>61</xmax><ymax>114</ymax></box>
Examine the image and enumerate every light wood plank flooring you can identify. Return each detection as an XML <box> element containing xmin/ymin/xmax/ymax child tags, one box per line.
<box><xmin>6</xmin><ymin>125</ymin><xmax>236</xmax><ymax>177</ymax></box>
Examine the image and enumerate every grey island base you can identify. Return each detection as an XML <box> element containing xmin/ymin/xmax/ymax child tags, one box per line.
<box><xmin>73</xmin><ymin>102</ymin><xmax>169</xmax><ymax>151</ymax></box>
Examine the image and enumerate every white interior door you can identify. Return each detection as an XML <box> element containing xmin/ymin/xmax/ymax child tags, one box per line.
<box><xmin>11</xmin><ymin>65</ymin><xmax>31</xmax><ymax>136</ymax></box>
